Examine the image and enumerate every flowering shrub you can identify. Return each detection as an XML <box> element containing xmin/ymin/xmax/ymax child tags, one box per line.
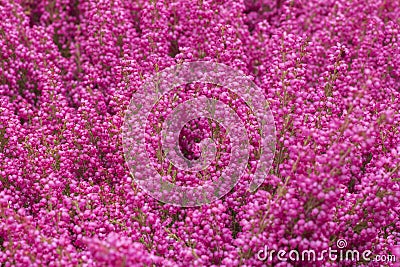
<box><xmin>0</xmin><ymin>0</ymin><xmax>399</xmax><ymax>266</ymax></box>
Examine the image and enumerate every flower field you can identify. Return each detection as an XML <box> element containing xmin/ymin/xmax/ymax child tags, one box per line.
<box><xmin>0</xmin><ymin>0</ymin><xmax>399</xmax><ymax>266</ymax></box>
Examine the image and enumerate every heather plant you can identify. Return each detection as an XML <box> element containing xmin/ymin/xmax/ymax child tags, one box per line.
<box><xmin>0</xmin><ymin>0</ymin><xmax>399</xmax><ymax>266</ymax></box>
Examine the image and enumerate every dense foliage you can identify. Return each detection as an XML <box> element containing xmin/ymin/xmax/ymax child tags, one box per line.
<box><xmin>0</xmin><ymin>0</ymin><xmax>399</xmax><ymax>266</ymax></box>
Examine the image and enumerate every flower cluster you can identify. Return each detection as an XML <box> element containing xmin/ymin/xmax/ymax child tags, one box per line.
<box><xmin>0</xmin><ymin>0</ymin><xmax>399</xmax><ymax>266</ymax></box>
